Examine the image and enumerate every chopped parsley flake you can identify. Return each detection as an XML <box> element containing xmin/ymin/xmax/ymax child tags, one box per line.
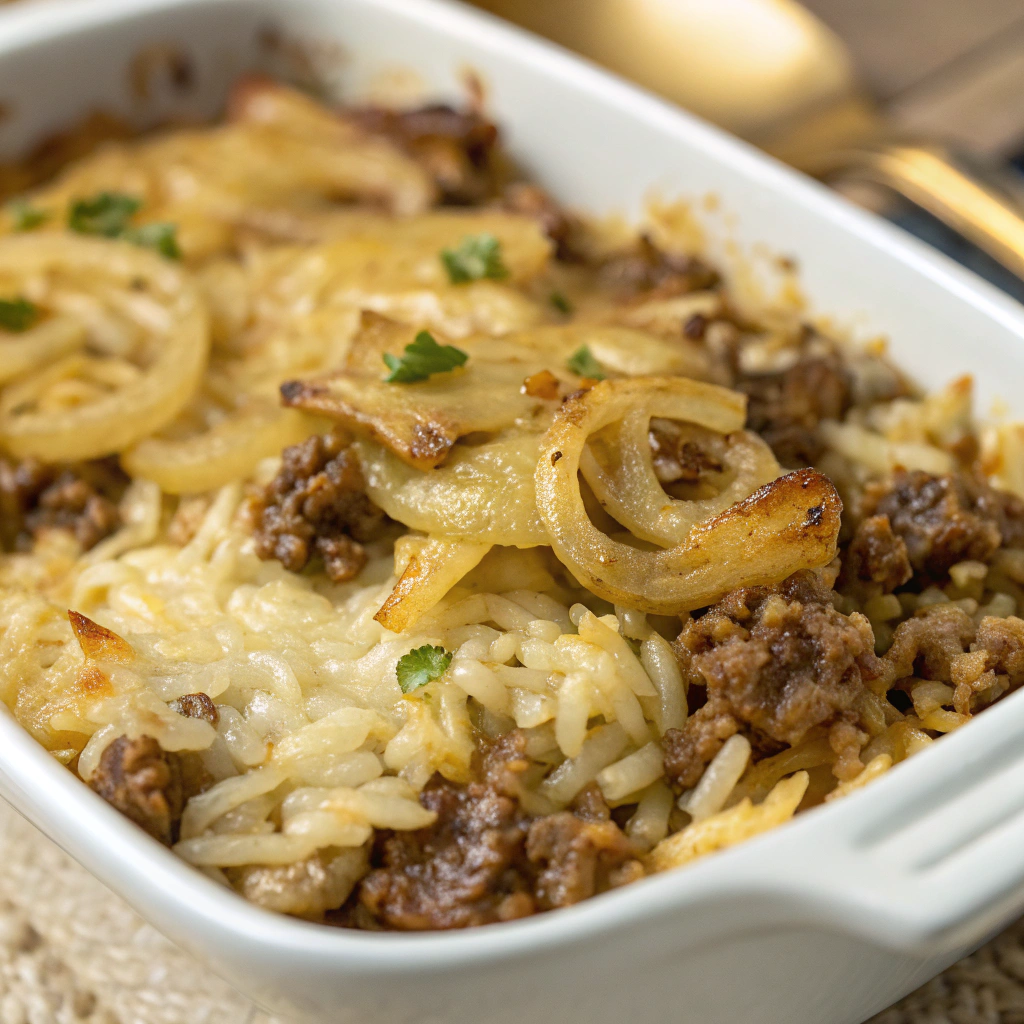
<box><xmin>396</xmin><ymin>645</ymin><xmax>453</xmax><ymax>694</ymax></box>
<box><xmin>441</xmin><ymin>233</ymin><xmax>508</xmax><ymax>284</ymax></box>
<box><xmin>67</xmin><ymin>193</ymin><xmax>180</xmax><ymax>260</ymax></box>
<box><xmin>567</xmin><ymin>345</ymin><xmax>605</xmax><ymax>380</ymax></box>
<box><xmin>68</xmin><ymin>192</ymin><xmax>141</xmax><ymax>237</ymax></box>
<box><xmin>9</xmin><ymin>200</ymin><xmax>48</xmax><ymax>231</ymax></box>
<box><xmin>550</xmin><ymin>291</ymin><xmax>573</xmax><ymax>314</ymax></box>
<box><xmin>383</xmin><ymin>330</ymin><xmax>469</xmax><ymax>383</ymax></box>
<box><xmin>122</xmin><ymin>222</ymin><xmax>181</xmax><ymax>260</ymax></box>
<box><xmin>0</xmin><ymin>297</ymin><xmax>38</xmax><ymax>333</ymax></box>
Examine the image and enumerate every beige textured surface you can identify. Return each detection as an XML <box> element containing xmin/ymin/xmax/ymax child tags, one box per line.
<box><xmin>0</xmin><ymin>795</ymin><xmax>1021</xmax><ymax>1024</ymax></box>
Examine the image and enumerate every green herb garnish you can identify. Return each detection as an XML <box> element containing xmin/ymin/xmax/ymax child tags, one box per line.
<box><xmin>122</xmin><ymin>222</ymin><xmax>181</xmax><ymax>260</ymax></box>
<box><xmin>383</xmin><ymin>330</ymin><xmax>469</xmax><ymax>383</ymax></box>
<box><xmin>68</xmin><ymin>192</ymin><xmax>142</xmax><ymax>237</ymax></box>
<box><xmin>550</xmin><ymin>291</ymin><xmax>572</xmax><ymax>314</ymax></box>
<box><xmin>396</xmin><ymin>645</ymin><xmax>453</xmax><ymax>694</ymax></box>
<box><xmin>567</xmin><ymin>345</ymin><xmax>605</xmax><ymax>380</ymax></box>
<box><xmin>68</xmin><ymin>192</ymin><xmax>180</xmax><ymax>260</ymax></box>
<box><xmin>441</xmin><ymin>233</ymin><xmax>508</xmax><ymax>284</ymax></box>
<box><xmin>0</xmin><ymin>297</ymin><xmax>38</xmax><ymax>333</ymax></box>
<box><xmin>9</xmin><ymin>200</ymin><xmax>48</xmax><ymax>231</ymax></box>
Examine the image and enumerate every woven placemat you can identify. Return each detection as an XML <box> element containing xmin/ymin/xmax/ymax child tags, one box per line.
<box><xmin>0</xmin><ymin>798</ymin><xmax>1017</xmax><ymax>1024</ymax></box>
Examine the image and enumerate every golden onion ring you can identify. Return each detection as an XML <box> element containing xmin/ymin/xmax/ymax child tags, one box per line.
<box><xmin>536</xmin><ymin>377</ymin><xmax>841</xmax><ymax>613</ymax></box>
<box><xmin>580</xmin><ymin>411</ymin><xmax>780</xmax><ymax>546</ymax></box>
<box><xmin>122</xmin><ymin>403</ymin><xmax>317</xmax><ymax>494</ymax></box>
<box><xmin>0</xmin><ymin>316</ymin><xmax>87</xmax><ymax>386</ymax></box>
<box><xmin>0</xmin><ymin>234</ymin><xmax>209</xmax><ymax>461</ymax></box>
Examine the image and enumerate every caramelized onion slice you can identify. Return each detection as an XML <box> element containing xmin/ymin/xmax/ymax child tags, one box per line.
<box><xmin>375</xmin><ymin>535</ymin><xmax>491</xmax><ymax>633</ymax></box>
<box><xmin>506</xmin><ymin>324</ymin><xmax>711</xmax><ymax>381</ymax></box>
<box><xmin>227</xmin><ymin>76</ymin><xmax>437</xmax><ymax>216</ymax></box>
<box><xmin>122</xmin><ymin>403</ymin><xmax>317</xmax><ymax>494</ymax></box>
<box><xmin>0</xmin><ymin>235</ymin><xmax>209</xmax><ymax>461</ymax></box>
<box><xmin>283</xmin><ymin>316</ymin><xmax>561</xmax><ymax>470</ymax></box>
<box><xmin>354</xmin><ymin>430</ymin><xmax>547</xmax><ymax>547</ymax></box>
<box><xmin>581</xmin><ymin>410</ymin><xmax>780</xmax><ymax>546</ymax></box>
<box><xmin>536</xmin><ymin>378</ymin><xmax>841</xmax><ymax>613</ymax></box>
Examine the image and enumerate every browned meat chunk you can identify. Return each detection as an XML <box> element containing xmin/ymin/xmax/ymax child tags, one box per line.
<box><xmin>170</xmin><ymin>692</ymin><xmax>219</xmax><ymax>725</ymax></box>
<box><xmin>968</xmin><ymin>477</ymin><xmax>1024</xmax><ymax>549</ymax></box>
<box><xmin>0</xmin><ymin>457</ymin><xmax>124</xmax><ymax>552</ymax></box>
<box><xmin>881</xmin><ymin>604</ymin><xmax>976</xmax><ymax>685</ymax></box>
<box><xmin>232</xmin><ymin>846</ymin><xmax>370</xmax><ymax>921</ymax></box>
<box><xmin>526</xmin><ymin>806</ymin><xmax>643</xmax><ymax>911</ymax></box>
<box><xmin>356</xmin><ymin>735</ymin><xmax>641</xmax><ymax>930</ymax></box>
<box><xmin>358</xmin><ymin>734</ymin><xmax>532</xmax><ymax>930</ymax></box>
<box><xmin>89</xmin><ymin>736</ymin><xmax>183</xmax><ymax>845</ymax></box>
<box><xmin>346</xmin><ymin>104</ymin><xmax>500</xmax><ymax>205</ymax></box>
<box><xmin>252</xmin><ymin>434</ymin><xmax>389</xmax><ymax>583</ymax></box>
<box><xmin>862</xmin><ymin>471</ymin><xmax>1003</xmax><ymax>581</ymax></box>
<box><xmin>360</xmin><ymin>775</ymin><xmax>528</xmax><ymax>930</ymax></box>
<box><xmin>740</xmin><ymin>356</ymin><xmax>851</xmax><ymax>468</ymax></box>
<box><xmin>598</xmin><ymin>235</ymin><xmax>720</xmax><ymax>301</ymax></box>
<box><xmin>881</xmin><ymin>607</ymin><xmax>1024</xmax><ymax>714</ymax></box>
<box><xmin>662</xmin><ymin>701</ymin><xmax>739</xmax><ymax>790</ymax></box>
<box><xmin>648</xmin><ymin>420</ymin><xmax>724</xmax><ymax>486</ymax></box>
<box><xmin>841</xmin><ymin>514</ymin><xmax>913</xmax><ymax>594</ymax></box>
<box><xmin>956</xmin><ymin>616</ymin><xmax>1024</xmax><ymax>713</ymax></box>
<box><xmin>664</xmin><ymin>571</ymin><xmax>881</xmax><ymax>787</ymax></box>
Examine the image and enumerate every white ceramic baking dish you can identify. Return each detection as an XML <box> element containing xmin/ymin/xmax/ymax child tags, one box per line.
<box><xmin>3</xmin><ymin>1</ymin><xmax>1024</xmax><ymax>1022</ymax></box>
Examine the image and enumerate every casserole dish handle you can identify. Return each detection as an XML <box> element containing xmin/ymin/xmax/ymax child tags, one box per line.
<box><xmin>751</xmin><ymin>685</ymin><xmax>1024</xmax><ymax>955</ymax></box>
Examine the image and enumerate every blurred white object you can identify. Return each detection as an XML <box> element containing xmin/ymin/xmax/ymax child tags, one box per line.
<box><xmin>471</xmin><ymin>0</ymin><xmax>855</xmax><ymax>137</ymax></box>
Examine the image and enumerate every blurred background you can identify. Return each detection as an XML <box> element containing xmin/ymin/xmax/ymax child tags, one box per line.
<box><xmin>469</xmin><ymin>0</ymin><xmax>1024</xmax><ymax>302</ymax></box>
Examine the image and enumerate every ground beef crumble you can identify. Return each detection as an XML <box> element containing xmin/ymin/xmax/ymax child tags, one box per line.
<box><xmin>251</xmin><ymin>434</ymin><xmax>389</xmax><ymax>583</ymax></box>
<box><xmin>648</xmin><ymin>420</ymin><xmax>724</xmax><ymax>486</ymax></box>
<box><xmin>598</xmin><ymin>235</ymin><xmax>721</xmax><ymax>302</ymax></box>
<box><xmin>880</xmin><ymin>606</ymin><xmax>1024</xmax><ymax>714</ymax></box>
<box><xmin>739</xmin><ymin>355</ymin><xmax>852</xmax><ymax>468</ymax></box>
<box><xmin>664</xmin><ymin>571</ymin><xmax>883</xmax><ymax>788</ymax></box>
<box><xmin>860</xmin><ymin>470</ymin><xmax>1024</xmax><ymax>582</ymax></box>
<box><xmin>88</xmin><ymin>736</ymin><xmax>184</xmax><ymax>845</ymax></box>
<box><xmin>840</xmin><ymin>514</ymin><xmax>913</xmax><ymax>597</ymax></box>
<box><xmin>354</xmin><ymin>733</ymin><xmax>642</xmax><ymax>930</ymax></box>
<box><xmin>231</xmin><ymin>846</ymin><xmax>370</xmax><ymax>921</ymax></box>
<box><xmin>0</xmin><ymin>456</ymin><xmax>124</xmax><ymax>552</ymax></box>
<box><xmin>345</xmin><ymin>103</ymin><xmax>502</xmax><ymax>206</ymax></box>
<box><xmin>169</xmin><ymin>692</ymin><xmax>219</xmax><ymax>725</ymax></box>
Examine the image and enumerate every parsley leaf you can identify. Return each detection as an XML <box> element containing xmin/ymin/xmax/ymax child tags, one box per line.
<box><xmin>382</xmin><ymin>330</ymin><xmax>469</xmax><ymax>383</ymax></box>
<box><xmin>0</xmin><ymin>297</ymin><xmax>38</xmax><ymax>333</ymax></box>
<box><xmin>9</xmin><ymin>200</ymin><xmax>48</xmax><ymax>231</ymax></box>
<box><xmin>441</xmin><ymin>233</ymin><xmax>508</xmax><ymax>284</ymax></box>
<box><xmin>68</xmin><ymin>192</ymin><xmax>141</xmax><ymax>237</ymax></box>
<box><xmin>68</xmin><ymin>192</ymin><xmax>180</xmax><ymax>260</ymax></box>
<box><xmin>396</xmin><ymin>645</ymin><xmax>453</xmax><ymax>694</ymax></box>
<box><xmin>567</xmin><ymin>345</ymin><xmax>605</xmax><ymax>380</ymax></box>
<box><xmin>550</xmin><ymin>291</ymin><xmax>573</xmax><ymax>314</ymax></box>
<box><xmin>122</xmin><ymin>222</ymin><xmax>181</xmax><ymax>260</ymax></box>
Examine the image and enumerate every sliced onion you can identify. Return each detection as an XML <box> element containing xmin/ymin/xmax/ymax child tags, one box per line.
<box><xmin>536</xmin><ymin>377</ymin><xmax>841</xmax><ymax>613</ymax></box>
<box><xmin>354</xmin><ymin>431</ymin><xmax>548</xmax><ymax>547</ymax></box>
<box><xmin>0</xmin><ymin>235</ymin><xmax>209</xmax><ymax>461</ymax></box>
<box><xmin>122</xmin><ymin>403</ymin><xmax>317</xmax><ymax>494</ymax></box>
<box><xmin>0</xmin><ymin>316</ymin><xmax>87</xmax><ymax>386</ymax></box>
<box><xmin>375</xmin><ymin>535</ymin><xmax>491</xmax><ymax>633</ymax></box>
<box><xmin>581</xmin><ymin>412</ymin><xmax>780</xmax><ymax>546</ymax></box>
